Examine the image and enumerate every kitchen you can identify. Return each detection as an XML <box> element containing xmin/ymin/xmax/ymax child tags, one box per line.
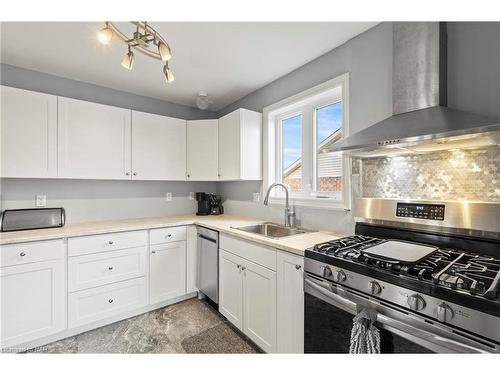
<box><xmin>0</xmin><ymin>2</ymin><xmax>499</xmax><ymax>372</ymax></box>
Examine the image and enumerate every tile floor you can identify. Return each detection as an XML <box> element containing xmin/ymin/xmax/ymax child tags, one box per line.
<box><xmin>28</xmin><ymin>298</ymin><xmax>260</xmax><ymax>354</ymax></box>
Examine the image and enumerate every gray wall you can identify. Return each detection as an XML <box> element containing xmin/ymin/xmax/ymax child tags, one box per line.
<box><xmin>0</xmin><ymin>63</ymin><xmax>217</xmax><ymax>120</ymax></box>
<box><xmin>0</xmin><ymin>179</ymin><xmax>217</xmax><ymax>223</ymax></box>
<box><xmin>216</xmin><ymin>22</ymin><xmax>500</xmax><ymax>235</ymax></box>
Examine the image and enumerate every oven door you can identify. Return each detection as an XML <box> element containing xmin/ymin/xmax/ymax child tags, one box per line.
<box><xmin>304</xmin><ymin>274</ymin><xmax>493</xmax><ymax>353</ymax></box>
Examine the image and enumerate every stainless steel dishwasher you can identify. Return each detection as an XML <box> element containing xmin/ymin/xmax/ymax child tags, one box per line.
<box><xmin>196</xmin><ymin>226</ymin><xmax>219</xmax><ymax>306</ymax></box>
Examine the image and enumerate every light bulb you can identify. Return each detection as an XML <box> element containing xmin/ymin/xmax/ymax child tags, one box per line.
<box><xmin>196</xmin><ymin>92</ymin><xmax>210</xmax><ymax>110</ymax></box>
<box><xmin>97</xmin><ymin>25</ymin><xmax>113</xmax><ymax>45</ymax></box>
<box><xmin>158</xmin><ymin>41</ymin><xmax>172</xmax><ymax>61</ymax></box>
<box><xmin>163</xmin><ymin>63</ymin><xmax>174</xmax><ymax>83</ymax></box>
<box><xmin>121</xmin><ymin>47</ymin><xmax>135</xmax><ymax>70</ymax></box>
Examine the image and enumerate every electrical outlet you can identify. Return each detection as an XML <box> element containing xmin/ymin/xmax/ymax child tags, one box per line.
<box><xmin>253</xmin><ymin>192</ymin><xmax>260</xmax><ymax>203</ymax></box>
<box><xmin>36</xmin><ymin>195</ymin><xmax>47</xmax><ymax>207</ymax></box>
<box><xmin>166</xmin><ymin>192</ymin><xmax>172</xmax><ymax>202</ymax></box>
<box><xmin>189</xmin><ymin>192</ymin><xmax>195</xmax><ymax>201</ymax></box>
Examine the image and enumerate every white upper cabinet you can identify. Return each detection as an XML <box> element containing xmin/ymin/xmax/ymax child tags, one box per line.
<box><xmin>58</xmin><ymin>97</ymin><xmax>131</xmax><ymax>179</ymax></box>
<box><xmin>1</xmin><ymin>86</ymin><xmax>57</xmax><ymax>178</ymax></box>
<box><xmin>186</xmin><ymin>119</ymin><xmax>218</xmax><ymax>181</ymax></box>
<box><xmin>131</xmin><ymin>111</ymin><xmax>186</xmax><ymax>181</ymax></box>
<box><xmin>218</xmin><ymin>108</ymin><xmax>262</xmax><ymax>181</ymax></box>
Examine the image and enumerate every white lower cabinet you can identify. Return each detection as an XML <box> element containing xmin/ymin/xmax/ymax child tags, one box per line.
<box><xmin>1</xmin><ymin>257</ymin><xmax>66</xmax><ymax>348</ymax></box>
<box><xmin>277</xmin><ymin>251</ymin><xmax>304</xmax><ymax>353</ymax></box>
<box><xmin>219</xmin><ymin>248</ymin><xmax>277</xmax><ymax>352</ymax></box>
<box><xmin>149</xmin><ymin>241</ymin><xmax>186</xmax><ymax>304</ymax></box>
<box><xmin>219</xmin><ymin>250</ymin><xmax>244</xmax><ymax>330</ymax></box>
<box><xmin>242</xmin><ymin>259</ymin><xmax>277</xmax><ymax>353</ymax></box>
<box><xmin>68</xmin><ymin>277</ymin><xmax>148</xmax><ymax>328</ymax></box>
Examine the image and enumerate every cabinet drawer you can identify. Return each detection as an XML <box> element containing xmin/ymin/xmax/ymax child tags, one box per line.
<box><xmin>68</xmin><ymin>277</ymin><xmax>148</xmax><ymax>328</ymax></box>
<box><xmin>68</xmin><ymin>230</ymin><xmax>147</xmax><ymax>257</ymax></box>
<box><xmin>220</xmin><ymin>234</ymin><xmax>276</xmax><ymax>271</ymax></box>
<box><xmin>150</xmin><ymin>226</ymin><xmax>186</xmax><ymax>245</ymax></box>
<box><xmin>68</xmin><ymin>247</ymin><xmax>147</xmax><ymax>292</ymax></box>
<box><xmin>1</xmin><ymin>239</ymin><xmax>64</xmax><ymax>267</ymax></box>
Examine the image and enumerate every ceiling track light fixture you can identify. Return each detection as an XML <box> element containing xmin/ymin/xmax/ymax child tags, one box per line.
<box><xmin>98</xmin><ymin>21</ymin><xmax>174</xmax><ymax>83</ymax></box>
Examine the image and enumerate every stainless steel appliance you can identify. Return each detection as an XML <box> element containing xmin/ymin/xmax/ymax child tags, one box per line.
<box><xmin>304</xmin><ymin>198</ymin><xmax>500</xmax><ymax>353</ymax></box>
<box><xmin>0</xmin><ymin>208</ymin><xmax>65</xmax><ymax>232</ymax></box>
<box><xmin>196</xmin><ymin>226</ymin><xmax>219</xmax><ymax>306</ymax></box>
<box><xmin>329</xmin><ymin>22</ymin><xmax>500</xmax><ymax>156</ymax></box>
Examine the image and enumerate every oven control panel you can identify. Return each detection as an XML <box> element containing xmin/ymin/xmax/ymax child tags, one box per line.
<box><xmin>396</xmin><ymin>203</ymin><xmax>445</xmax><ymax>220</ymax></box>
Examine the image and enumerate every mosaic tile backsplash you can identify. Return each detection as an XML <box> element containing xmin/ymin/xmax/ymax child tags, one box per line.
<box><xmin>361</xmin><ymin>146</ymin><xmax>500</xmax><ymax>202</ymax></box>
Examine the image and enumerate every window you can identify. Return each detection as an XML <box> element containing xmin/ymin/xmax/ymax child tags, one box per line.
<box><xmin>263</xmin><ymin>74</ymin><xmax>350</xmax><ymax>209</ymax></box>
<box><xmin>281</xmin><ymin>114</ymin><xmax>302</xmax><ymax>192</ymax></box>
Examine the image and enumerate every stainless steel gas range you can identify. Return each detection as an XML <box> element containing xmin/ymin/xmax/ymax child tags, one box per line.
<box><xmin>304</xmin><ymin>198</ymin><xmax>500</xmax><ymax>353</ymax></box>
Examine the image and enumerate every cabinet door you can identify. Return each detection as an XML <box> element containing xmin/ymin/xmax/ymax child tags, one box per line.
<box><xmin>186</xmin><ymin>119</ymin><xmax>218</xmax><ymax>180</ymax></box>
<box><xmin>1</xmin><ymin>86</ymin><xmax>57</xmax><ymax>178</ymax></box>
<box><xmin>277</xmin><ymin>251</ymin><xmax>304</xmax><ymax>353</ymax></box>
<box><xmin>243</xmin><ymin>259</ymin><xmax>277</xmax><ymax>353</ymax></box>
<box><xmin>149</xmin><ymin>241</ymin><xmax>186</xmax><ymax>304</ymax></box>
<box><xmin>132</xmin><ymin>111</ymin><xmax>186</xmax><ymax>180</ymax></box>
<box><xmin>1</xmin><ymin>259</ymin><xmax>65</xmax><ymax>348</ymax></box>
<box><xmin>58</xmin><ymin>97</ymin><xmax>131</xmax><ymax>179</ymax></box>
<box><xmin>218</xmin><ymin>249</ymin><xmax>243</xmax><ymax>330</ymax></box>
<box><xmin>218</xmin><ymin>110</ymin><xmax>241</xmax><ymax>180</ymax></box>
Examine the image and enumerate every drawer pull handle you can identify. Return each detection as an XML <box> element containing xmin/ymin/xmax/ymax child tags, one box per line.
<box><xmin>19</xmin><ymin>252</ymin><xmax>26</xmax><ymax>257</ymax></box>
<box><xmin>108</xmin><ymin>299</ymin><xmax>114</xmax><ymax>303</ymax></box>
<box><xmin>108</xmin><ymin>266</ymin><xmax>114</xmax><ymax>270</ymax></box>
<box><xmin>108</xmin><ymin>241</ymin><xmax>114</xmax><ymax>245</ymax></box>
<box><xmin>166</xmin><ymin>234</ymin><xmax>172</xmax><ymax>238</ymax></box>
<box><xmin>295</xmin><ymin>264</ymin><xmax>302</xmax><ymax>270</ymax></box>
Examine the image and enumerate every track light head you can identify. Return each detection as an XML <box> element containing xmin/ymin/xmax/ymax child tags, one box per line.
<box><xmin>158</xmin><ymin>41</ymin><xmax>172</xmax><ymax>61</ymax></box>
<box><xmin>121</xmin><ymin>46</ymin><xmax>135</xmax><ymax>70</ymax></box>
<box><xmin>163</xmin><ymin>63</ymin><xmax>175</xmax><ymax>83</ymax></box>
<box><xmin>97</xmin><ymin>24</ymin><xmax>113</xmax><ymax>45</ymax></box>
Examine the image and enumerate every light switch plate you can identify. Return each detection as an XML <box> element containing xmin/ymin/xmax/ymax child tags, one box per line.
<box><xmin>166</xmin><ymin>192</ymin><xmax>172</xmax><ymax>202</ymax></box>
<box><xmin>189</xmin><ymin>192</ymin><xmax>195</xmax><ymax>201</ymax></box>
<box><xmin>36</xmin><ymin>195</ymin><xmax>47</xmax><ymax>207</ymax></box>
<box><xmin>253</xmin><ymin>192</ymin><xmax>260</xmax><ymax>203</ymax></box>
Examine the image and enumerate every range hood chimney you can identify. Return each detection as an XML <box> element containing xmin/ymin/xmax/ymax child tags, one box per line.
<box><xmin>330</xmin><ymin>22</ymin><xmax>500</xmax><ymax>156</ymax></box>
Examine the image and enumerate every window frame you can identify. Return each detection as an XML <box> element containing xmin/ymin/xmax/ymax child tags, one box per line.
<box><xmin>263</xmin><ymin>73</ymin><xmax>351</xmax><ymax>210</ymax></box>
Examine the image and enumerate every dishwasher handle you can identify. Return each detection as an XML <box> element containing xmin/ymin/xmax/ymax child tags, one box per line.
<box><xmin>198</xmin><ymin>233</ymin><xmax>217</xmax><ymax>243</ymax></box>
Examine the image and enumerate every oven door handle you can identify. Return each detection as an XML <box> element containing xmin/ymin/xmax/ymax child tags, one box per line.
<box><xmin>304</xmin><ymin>276</ymin><xmax>487</xmax><ymax>353</ymax></box>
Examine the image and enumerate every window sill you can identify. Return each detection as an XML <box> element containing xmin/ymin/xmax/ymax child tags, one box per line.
<box><xmin>267</xmin><ymin>196</ymin><xmax>351</xmax><ymax>211</ymax></box>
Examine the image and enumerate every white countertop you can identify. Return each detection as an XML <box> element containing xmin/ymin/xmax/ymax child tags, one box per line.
<box><xmin>0</xmin><ymin>214</ymin><xmax>347</xmax><ymax>256</ymax></box>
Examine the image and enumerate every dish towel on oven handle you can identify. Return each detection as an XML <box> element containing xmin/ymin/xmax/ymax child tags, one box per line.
<box><xmin>349</xmin><ymin>308</ymin><xmax>381</xmax><ymax>354</ymax></box>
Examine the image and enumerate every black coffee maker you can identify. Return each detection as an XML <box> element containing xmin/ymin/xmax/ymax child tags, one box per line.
<box><xmin>195</xmin><ymin>192</ymin><xmax>224</xmax><ymax>216</ymax></box>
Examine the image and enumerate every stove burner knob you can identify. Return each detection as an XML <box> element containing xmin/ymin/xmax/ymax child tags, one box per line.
<box><xmin>407</xmin><ymin>294</ymin><xmax>426</xmax><ymax>312</ymax></box>
<box><xmin>320</xmin><ymin>265</ymin><xmax>332</xmax><ymax>278</ymax></box>
<box><xmin>436</xmin><ymin>302</ymin><xmax>454</xmax><ymax>323</ymax></box>
<box><xmin>333</xmin><ymin>270</ymin><xmax>347</xmax><ymax>283</ymax></box>
<box><xmin>368</xmin><ymin>281</ymin><xmax>382</xmax><ymax>295</ymax></box>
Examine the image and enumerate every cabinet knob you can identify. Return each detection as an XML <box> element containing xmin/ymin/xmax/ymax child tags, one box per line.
<box><xmin>241</xmin><ymin>266</ymin><xmax>246</xmax><ymax>271</ymax></box>
<box><xmin>166</xmin><ymin>234</ymin><xmax>172</xmax><ymax>238</ymax></box>
<box><xmin>108</xmin><ymin>266</ymin><xmax>114</xmax><ymax>271</ymax></box>
<box><xmin>19</xmin><ymin>252</ymin><xmax>26</xmax><ymax>257</ymax></box>
<box><xmin>152</xmin><ymin>250</ymin><xmax>156</xmax><ymax>254</ymax></box>
<box><xmin>218</xmin><ymin>174</ymin><xmax>221</xmax><ymax>178</ymax></box>
<box><xmin>295</xmin><ymin>264</ymin><xmax>302</xmax><ymax>270</ymax></box>
<box><xmin>108</xmin><ymin>298</ymin><xmax>114</xmax><ymax>303</ymax></box>
<box><xmin>236</xmin><ymin>264</ymin><xmax>241</xmax><ymax>269</ymax></box>
<box><xmin>108</xmin><ymin>240</ymin><xmax>114</xmax><ymax>245</ymax></box>
<box><xmin>133</xmin><ymin>172</ymin><xmax>137</xmax><ymax>176</ymax></box>
<box><xmin>187</xmin><ymin>174</ymin><xmax>190</xmax><ymax>178</ymax></box>
<box><xmin>126</xmin><ymin>172</ymin><xmax>130</xmax><ymax>176</ymax></box>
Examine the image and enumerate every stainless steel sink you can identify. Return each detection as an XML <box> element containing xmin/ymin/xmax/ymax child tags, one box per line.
<box><xmin>232</xmin><ymin>222</ymin><xmax>314</xmax><ymax>239</ymax></box>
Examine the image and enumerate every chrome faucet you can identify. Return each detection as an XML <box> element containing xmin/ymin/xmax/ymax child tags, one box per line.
<box><xmin>263</xmin><ymin>183</ymin><xmax>295</xmax><ymax>227</ymax></box>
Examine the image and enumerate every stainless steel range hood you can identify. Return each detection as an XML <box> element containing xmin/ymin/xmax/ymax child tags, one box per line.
<box><xmin>330</xmin><ymin>22</ymin><xmax>500</xmax><ymax>157</ymax></box>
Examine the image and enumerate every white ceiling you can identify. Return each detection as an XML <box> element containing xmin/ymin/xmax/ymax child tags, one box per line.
<box><xmin>1</xmin><ymin>22</ymin><xmax>378</xmax><ymax>111</ymax></box>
